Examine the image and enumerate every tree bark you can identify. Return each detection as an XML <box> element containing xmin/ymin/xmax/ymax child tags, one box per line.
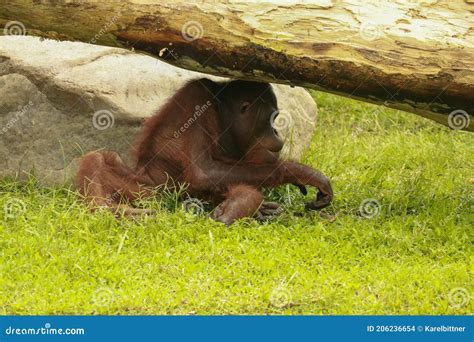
<box><xmin>1</xmin><ymin>0</ymin><xmax>473</xmax><ymax>131</ymax></box>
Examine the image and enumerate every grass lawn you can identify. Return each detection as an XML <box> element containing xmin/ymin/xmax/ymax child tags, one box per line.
<box><xmin>0</xmin><ymin>91</ymin><xmax>472</xmax><ymax>315</ymax></box>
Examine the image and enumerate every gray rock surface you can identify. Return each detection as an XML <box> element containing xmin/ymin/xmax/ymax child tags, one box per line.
<box><xmin>0</xmin><ymin>36</ymin><xmax>317</xmax><ymax>185</ymax></box>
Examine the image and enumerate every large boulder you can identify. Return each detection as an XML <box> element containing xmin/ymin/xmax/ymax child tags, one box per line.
<box><xmin>0</xmin><ymin>36</ymin><xmax>318</xmax><ymax>185</ymax></box>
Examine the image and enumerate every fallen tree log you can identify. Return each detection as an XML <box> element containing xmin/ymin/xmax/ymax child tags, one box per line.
<box><xmin>1</xmin><ymin>0</ymin><xmax>473</xmax><ymax>131</ymax></box>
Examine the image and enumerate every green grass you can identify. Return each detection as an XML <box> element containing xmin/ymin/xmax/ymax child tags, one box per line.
<box><xmin>1</xmin><ymin>92</ymin><xmax>472</xmax><ymax>315</ymax></box>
